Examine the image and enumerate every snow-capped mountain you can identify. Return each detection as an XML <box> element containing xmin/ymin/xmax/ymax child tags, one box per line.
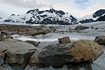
<box><xmin>79</xmin><ymin>9</ymin><xmax>105</xmax><ymax>23</ymax></box>
<box><xmin>93</xmin><ymin>9</ymin><xmax>105</xmax><ymax>18</ymax></box>
<box><xmin>4</xmin><ymin>9</ymin><xmax>79</xmax><ymax>25</ymax></box>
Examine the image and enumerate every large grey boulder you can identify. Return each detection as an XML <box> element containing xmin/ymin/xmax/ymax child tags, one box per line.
<box><xmin>38</xmin><ymin>43</ymin><xmax>71</xmax><ymax>67</ymax></box>
<box><xmin>0</xmin><ymin>39</ymin><xmax>36</xmax><ymax>69</ymax></box>
<box><xmin>38</xmin><ymin>40</ymin><xmax>104</xmax><ymax>68</ymax></box>
<box><xmin>94</xmin><ymin>36</ymin><xmax>105</xmax><ymax>45</ymax></box>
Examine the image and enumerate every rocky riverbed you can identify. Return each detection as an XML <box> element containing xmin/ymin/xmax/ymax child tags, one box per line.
<box><xmin>0</xmin><ymin>22</ymin><xmax>105</xmax><ymax>70</ymax></box>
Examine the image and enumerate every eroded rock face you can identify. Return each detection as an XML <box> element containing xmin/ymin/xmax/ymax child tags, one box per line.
<box><xmin>38</xmin><ymin>40</ymin><xmax>104</xmax><ymax>68</ymax></box>
<box><xmin>58</xmin><ymin>36</ymin><xmax>71</xmax><ymax>44</ymax></box>
<box><xmin>94</xmin><ymin>36</ymin><xmax>105</xmax><ymax>45</ymax></box>
<box><xmin>0</xmin><ymin>39</ymin><xmax>36</xmax><ymax>69</ymax></box>
<box><xmin>70</xmin><ymin>40</ymin><xmax>104</xmax><ymax>61</ymax></box>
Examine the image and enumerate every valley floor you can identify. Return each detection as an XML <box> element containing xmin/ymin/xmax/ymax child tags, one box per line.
<box><xmin>0</xmin><ymin>21</ymin><xmax>105</xmax><ymax>70</ymax></box>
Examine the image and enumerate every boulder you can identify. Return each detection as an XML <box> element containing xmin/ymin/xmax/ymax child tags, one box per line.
<box><xmin>75</xmin><ymin>25</ymin><xmax>89</xmax><ymax>31</ymax></box>
<box><xmin>94</xmin><ymin>36</ymin><xmax>105</xmax><ymax>45</ymax></box>
<box><xmin>70</xmin><ymin>40</ymin><xmax>104</xmax><ymax>61</ymax></box>
<box><xmin>68</xmin><ymin>27</ymin><xmax>73</xmax><ymax>32</ymax></box>
<box><xmin>5</xmin><ymin>36</ymin><xmax>13</xmax><ymax>39</ymax></box>
<box><xmin>31</xmin><ymin>30</ymin><xmax>46</xmax><ymax>36</ymax></box>
<box><xmin>0</xmin><ymin>35</ymin><xmax>5</xmax><ymax>41</ymax></box>
<box><xmin>26</xmin><ymin>40</ymin><xmax>39</xmax><ymax>47</ymax></box>
<box><xmin>58</xmin><ymin>36</ymin><xmax>71</xmax><ymax>44</ymax></box>
<box><xmin>38</xmin><ymin>40</ymin><xmax>104</xmax><ymax>67</ymax></box>
<box><xmin>38</xmin><ymin>43</ymin><xmax>71</xmax><ymax>67</ymax></box>
<box><xmin>29</xmin><ymin>50</ymin><xmax>43</xmax><ymax>67</ymax></box>
<box><xmin>1</xmin><ymin>31</ymin><xmax>8</xmax><ymax>36</ymax></box>
<box><xmin>0</xmin><ymin>39</ymin><xmax>36</xmax><ymax>69</ymax></box>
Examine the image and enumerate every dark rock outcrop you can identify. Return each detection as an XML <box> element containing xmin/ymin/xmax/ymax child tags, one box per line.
<box><xmin>79</xmin><ymin>19</ymin><xmax>95</xmax><ymax>23</ymax></box>
<box><xmin>93</xmin><ymin>9</ymin><xmax>105</xmax><ymax>18</ymax></box>
<box><xmin>96</xmin><ymin>15</ymin><xmax>105</xmax><ymax>21</ymax></box>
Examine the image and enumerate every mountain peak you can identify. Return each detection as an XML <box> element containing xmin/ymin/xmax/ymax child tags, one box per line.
<box><xmin>4</xmin><ymin>8</ymin><xmax>79</xmax><ymax>25</ymax></box>
<box><xmin>26</xmin><ymin>9</ymin><xmax>39</xmax><ymax>14</ymax></box>
<box><xmin>93</xmin><ymin>9</ymin><xmax>105</xmax><ymax>18</ymax></box>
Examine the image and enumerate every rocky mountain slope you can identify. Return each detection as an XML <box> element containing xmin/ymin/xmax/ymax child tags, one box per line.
<box><xmin>79</xmin><ymin>9</ymin><xmax>105</xmax><ymax>23</ymax></box>
<box><xmin>4</xmin><ymin>9</ymin><xmax>79</xmax><ymax>25</ymax></box>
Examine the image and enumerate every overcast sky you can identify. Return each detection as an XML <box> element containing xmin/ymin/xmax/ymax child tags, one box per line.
<box><xmin>0</xmin><ymin>0</ymin><xmax>105</xmax><ymax>18</ymax></box>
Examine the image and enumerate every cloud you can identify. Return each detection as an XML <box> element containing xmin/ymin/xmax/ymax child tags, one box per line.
<box><xmin>1</xmin><ymin>0</ymin><xmax>50</xmax><ymax>9</ymax></box>
<box><xmin>0</xmin><ymin>0</ymin><xmax>105</xmax><ymax>18</ymax></box>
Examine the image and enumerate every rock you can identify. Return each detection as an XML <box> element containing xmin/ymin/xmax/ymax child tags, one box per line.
<box><xmin>68</xmin><ymin>27</ymin><xmax>73</xmax><ymax>32</ymax></box>
<box><xmin>29</xmin><ymin>50</ymin><xmax>43</xmax><ymax>67</ymax></box>
<box><xmin>95</xmin><ymin>27</ymin><xmax>99</xmax><ymax>30</ymax></box>
<box><xmin>38</xmin><ymin>40</ymin><xmax>104</xmax><ymax>68</ymax></box>
<box><xmin>38</xmin><ymin>43</ymin><xmax>71</xmax><ymax>67</ymax></box>
<box><xmin>0</xmin><ymin>63</ymin><xmax>14</xmax><ymax>70</ymax></box>
<box><xmin>75</xmin><ymin>25</ymin><xmax>89</xmax><ymax>31</ymax></box>
<box><xmin>31</xmin><ymin>30</ymin><xmax>46</xmax><ymax>36</ymax></box>
<box><xmin>70</xmin><ymin>40</ymin><xmax>104</xmax><ymax>61</ymax></box>
<box><xmin>1</xmin><ymin>31</ymin><xmax>8</xmax><ymax>36</ymax></box>
<box><xmin>5</xmin><ymin>36</ymin><xmax>13</xmax><ymax>39</ymax></box>
<box><xmin>0</xmin><ymin>35</ymin><xmax>5</xmax><ymax>41</ymax></box>
<box><xmin>26</xmin><ymin>40</ymin><xmax>39</xmax><ymax>47</ymax></box>
<box><xmin>0</xmin><ymin>39</ymin><xmax>36</xmax><ymax>69</ymax></box>
<box><xmin>94</xmin><ymin>36</ymin><xmax>105</xmax><ymax>45</ymax></box>
<box><xmin>58</xmin><ymin>36</ymin><xmax>71</xmax><ymax>44</ymax></box>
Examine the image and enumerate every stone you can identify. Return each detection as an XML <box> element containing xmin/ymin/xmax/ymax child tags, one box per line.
<box><xmin>29</xmin><ymin>50</ymin><xmax>43</xmax><ymax>67</ymax></box>
<box><xmin>68</xmin><ymin>27</ymin><xmax>73</xmax><ymax>32</ymax></box>
<box><xmin>5</xmin><ymin>36</ymin><xmax>13</xmax><ymax>39</ymax></box>
<box><xmin>58</xmin><ymin>36</ymin><xmax>71</xmax><ymax>44</ymax></box>
<box><xmin>0</xmin><ymin>35</ymin><xmax>5</xmax><ymax>41</ymax></box>
<box><xmin>0</xmin><ymin>39</ymin><xmax>36</xmax><ymax>69</ymax></box>
<box><xmin>38</xmin><ymin>43</ymin><xmax>71</xmax><ymax>67</ymax></box>
<box><xmin>94</xmin><ymin>36</ymin><xmax>105</xmax><ymax>45</ymax></box>
<box><xmin>31</xmin><ymin>30</ymin><xmax>46</xmax><ymax>36</ymax></box>
<box><xmin>26</xmin><ymin>40</ymin><xmax>39</xmax><ymax>47</ymax></box>
<box><xmin>75</xmin><ymin>25</ymin><xmax>89</xmax><ymax>31</ymax></box>
<box><xmin>38</xmin><ymin>40</ymin><xmax>104</xmax><ymax>67</ymax></box>
<box><xmin>1</xmin><ymin>31</ymin><xmax>8</xmax><ymax>36</ymax></box>
<box><xmin>70</xmin><ymin>40</ymin><xmax>104</xmax><ymax>61</ymax></box>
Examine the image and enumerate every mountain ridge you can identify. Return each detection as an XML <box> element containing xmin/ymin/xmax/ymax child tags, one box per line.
<box><xmin>79</xmin><ymin>9</ymin><xmax>105</xmax><ymax>23</ymax></box>
<box><xmin>4</xmin><ymin>8</ymin><xmax>79</xmax><ymax>25</ymax></box>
